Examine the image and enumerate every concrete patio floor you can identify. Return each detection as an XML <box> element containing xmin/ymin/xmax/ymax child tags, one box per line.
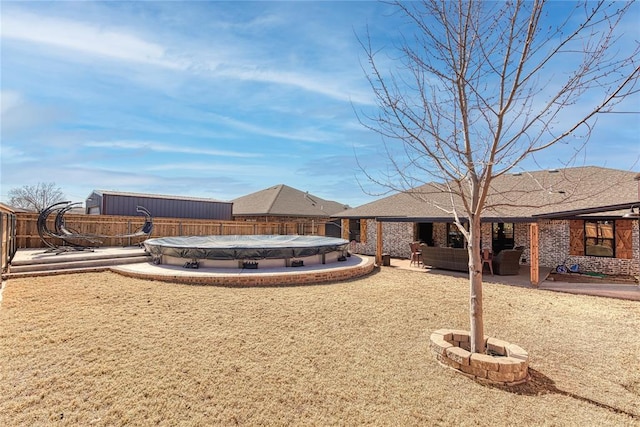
<box><xmin>390</xmin><ymin>257</ymin><xmax>640</xmax><ymax>301</ymax></box>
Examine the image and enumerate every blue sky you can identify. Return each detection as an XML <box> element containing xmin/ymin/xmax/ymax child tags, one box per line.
<box><xmin>1</xmin><ymin>1</ymin><xmax>639</xmax><ymax>208</ymax></box>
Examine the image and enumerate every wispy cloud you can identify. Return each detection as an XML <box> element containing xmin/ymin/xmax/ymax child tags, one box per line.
<box><xmin>144</xmin><ymin>162</ymin><xmax>275</xmax><ymax>175</ymax></box>
<box><xmin>0</xmin><ymin>90</ymin><xmax>22</xmax><ymax>115</ymax></box>
<box><xmin>218</xmin><ymin>67</ymin><xmax>373</xmax><ymax>105</ymax></box>
<box><xmin>1</xmin><ymin>9</ymin><xmax>373</xmax><ymax>105</ymax></box>
<box><xmin>2</xmin><ymin>11</ymin><xmax>184</xmax><ymax>70</ymax></box>
<box><xmin>85</xmin><ymin>141</ymin><xmax>262</xmax><ymax>158</ymax></box>
<box><xmin>0</xmin><ymin>145</ymin><xmax>37</xmax><ymax>163</ymax></box>
<box><xmin>0</xmin><ymin>90</ymin><xmax>67</xmax><ymax>136</ymax></box>
<box><xmin>208</xmin><ymin>113</ymin><xmax>335</xmax><ymax>143</ymax></box>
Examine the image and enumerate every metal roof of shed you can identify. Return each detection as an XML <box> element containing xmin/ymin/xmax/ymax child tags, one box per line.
<box><xmin>91</xmin><ymin>190</ymin><xmax>231</xmax><ymax>204</ymax></box>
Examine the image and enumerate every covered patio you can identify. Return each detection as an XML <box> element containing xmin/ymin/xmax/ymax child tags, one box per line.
<box><xmin>335</xmin><ymin>167</ymin><xmax>640</xmax><ymax>283</ymax></box>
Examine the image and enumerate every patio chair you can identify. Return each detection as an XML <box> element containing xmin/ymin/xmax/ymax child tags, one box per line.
<box><xmin>492</xmin><ymin>247</ymin><xmax>523</xmax><ymax>275</ymax></box>
<box><xmin>482</xmin><ymin>248</ymin><xmax>493</xmax><ymax>275</ymax></box>
<box><xmin>409</xmin><ymin>242</ymin><xmax>422</xmax><ymax>267</ymax></box>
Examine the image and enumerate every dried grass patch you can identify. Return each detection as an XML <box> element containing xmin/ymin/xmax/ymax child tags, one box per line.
<box><xmin>1</xmin><ymin>270</ymin><xmax>639</xmax><ymax>426</ymax></box>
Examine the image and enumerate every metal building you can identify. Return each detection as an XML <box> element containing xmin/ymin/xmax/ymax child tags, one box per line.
<box><xmin>85</xmin><ymin>190</ymin><xmax>233</xmax><ymax>220</ymax></box>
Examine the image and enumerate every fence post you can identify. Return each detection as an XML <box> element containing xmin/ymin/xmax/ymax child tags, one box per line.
<box><xmin>1</xmin><ymin>212</ymin><xmax>5</xmax><ymax>272</ymax></box>
<box><xmin>530</xmin><ymin>223</ymin><xmax>539</xmax><ymax>287</ymax></box>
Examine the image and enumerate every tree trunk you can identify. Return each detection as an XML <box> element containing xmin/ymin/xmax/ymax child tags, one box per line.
<box><xmin>468</xmin><ymin>216</ymin><xmax>485</xmax><ymax>353</ymax></box>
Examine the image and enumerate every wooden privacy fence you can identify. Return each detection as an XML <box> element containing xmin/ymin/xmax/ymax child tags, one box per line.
<box><xmin>15</xmin><ymin>213</ymin><xmax>327</xmax><ymax>249</ymax></box>
<box><xmin>1</xmin><ymin>206</ymin><xmax>17</xmax><ymax>272</ymax></box>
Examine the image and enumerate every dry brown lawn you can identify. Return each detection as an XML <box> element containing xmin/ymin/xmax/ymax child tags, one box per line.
<box><xmin>1</xmin><ymin>269</ymin><xmax>639</xmax><ymax>426</ymax></box>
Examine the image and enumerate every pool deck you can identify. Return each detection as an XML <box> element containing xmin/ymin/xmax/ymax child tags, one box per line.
<box><xmin>6</xmin><ymin>246</ymin><xmax>375</xmax><ymax>287</ymax></box>
<box><xmin>112</xmin><ymin>252</ymin><xmax>374</xmax><ymax>286</ymax></box>
<box><xmin>10</xmin><ymin>246</ymin><xmax>145</xmax><ymax>264</ymax></box>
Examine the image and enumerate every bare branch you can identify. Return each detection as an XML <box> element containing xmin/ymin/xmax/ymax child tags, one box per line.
<box><xmin>8</xmin><ymin>182</ymin><xmax>66</xmax><ymax>212</ymax></box>
<box><xmin>357</xmin><ymin>0</ymin><xmax>638</xmax><ymax>353</ymax></box>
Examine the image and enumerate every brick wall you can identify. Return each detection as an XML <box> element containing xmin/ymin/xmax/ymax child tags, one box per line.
<box><xmin>114</xmin><ymin>256</ymin><xmax>376</xmax><ymax>286</ymax></box>
<box><xmin>348</xmin><ymin>218</ymin><xmax>639</xmax><ymax>276</ymax></box>
<box><xmin>514</xmin><ymin>223</ymin><xmax>530</xmax><ymax>263</ymax></box>
<box><xmin>433</xmin><ymin>223</ymin><xmax>447</xmax><ymax>247</ymax></box>
<box><xmin>350</xmin><ymin>220</ymin><xmax>415</xmax><ymax>258</ymax></box>
<box><xmin>481</xmin><ymin>223</ymin><xmax>492</xmax><ymax>251</ymax></box>
<box><xmin>351</xmin><ymin>221</ymin><xmax>506</xmax><ymax>259</ymax></box>
<box><xmin>538</xmin><ymin>219</ymin><xmax>639</xmax><ymax>276</ymax></box>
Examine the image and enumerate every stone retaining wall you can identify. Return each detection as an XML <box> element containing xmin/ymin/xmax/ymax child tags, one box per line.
<box><xmin>113</xmin><ymin>256</ymin><xmax>376</xmax><ymax>287</ymax></box>
<box><xmin>430</xmin><ymin>329</ymin><xmax>529</xmax><ymax>385</ymax></box>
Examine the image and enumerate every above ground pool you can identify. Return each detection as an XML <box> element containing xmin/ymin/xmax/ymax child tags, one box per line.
<box><xmin>143</xmin><ymin>235</ymin><xmax>350</xmax><ymax>268</ymax></box>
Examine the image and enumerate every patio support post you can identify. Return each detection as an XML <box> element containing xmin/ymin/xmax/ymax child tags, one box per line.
<box><xmin>530</xmin><ymin>222</ymin><xmax>539</xmax><ymax>287</ymax></box>
<box><xmin>376</xmin><ymin>220</ymin><xmax>383</xmax><ymax>265</ymax></box>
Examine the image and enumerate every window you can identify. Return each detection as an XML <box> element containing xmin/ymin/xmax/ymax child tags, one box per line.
<box><xmin>584</xmin><ymin>220</ymin><xmax>614</xmax><ymax>257</ymax></box>
<box><xmin>349</xmin><ymin>219</ymin><xmax>361</xmax><ymax>243</ymax></box>
<box><xmin>492</xmin><ymin>222</ymin><xmax>514</xmax><ymax>241</ymax></box>
<box><xmin>417</xmin><ymin>222</ymin><xmax>434</xmax><ymax>246</ymax></box>
<box><xmin>325</xmin><ymin>219</ymin><xmax>342</xmax><ymax>238</ymax></box>
<box><xmin>492</xmin><ymin>223</ymin><xmax>515</xmax><ymax>254</ymax></box>
<box><xmin>447</xmin><ymin>223</ymin><xmax>466</xmax><ymax>248</ymax></box>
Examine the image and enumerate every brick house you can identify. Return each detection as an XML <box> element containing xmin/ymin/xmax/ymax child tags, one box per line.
<box><xmin>334</xmin><ymin>167</ymin><xmax>639</xmax><ymax>277</ymax></box>
<box><xmin>232</xmin><ymin>184</ymin><xmax>349</xmax><ymax>236</ymax></box>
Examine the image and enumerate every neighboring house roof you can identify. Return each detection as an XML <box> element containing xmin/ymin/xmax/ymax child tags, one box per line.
<box><xmin>335</xmin><ymin>166</ymin><xmax>639</xmax><ymax>221</ymax></box>
<box><xmin>232</xmin><ymin>184</ymin><xmax>349</xmax><ymax>218</ymax></box>
<box><xmin>1</xmin><ymin>203</ymin><xmax>32</xmax><ymax>213</ymax></box>
<box><xmin>0</xmin><ymin>202</ymin><xmax>17</xmax><ymax>213</ymax></box>
<box><xmin>90</xmin><ymin>190</ymin><xmax>229</xmax><ymax>204</ymax></box>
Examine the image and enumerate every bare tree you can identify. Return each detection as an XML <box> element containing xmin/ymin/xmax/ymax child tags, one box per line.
<box><xmin>359</xmin><ymin>0</ymin><xmax>639</xmax><ymax>353</ymax></box>
<box><xmin>8</xmin><ymin>182</ymin><xmax>66</xmax><ymax>212</ymax></box>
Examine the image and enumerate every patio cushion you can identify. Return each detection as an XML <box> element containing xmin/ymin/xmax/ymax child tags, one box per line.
<box><xmin>420</xmin><ymin>245</ymin><xmax>469</xmax><ymax>272</ymax></box>
<box><xmin>492</xmin><ymin>248</ymin><xmax>524</xmax><ymax>275</ymax></box>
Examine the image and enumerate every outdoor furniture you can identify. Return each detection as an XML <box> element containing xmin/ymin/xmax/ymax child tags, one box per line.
<box><xmin>482</xmin><ymin>249</ymin><xmax>493</xmax><ymax>275</ymax></box>
<box><xmin>409</xmin><ymin>242</ymin><xmax>422</xmax><ymax>267</ymax></box>
<box><xmin>37</xmin><ymin>202</ymin><xmax>154</xmax><ymax>254</ymax></box>
<box><xmin>492</xmin><ymin>247</ymin><xmax>524</xmax><ymax>275</ymax></box>
<box><xmin>420</xmin><ymin>244</ymin><xmax>468</xmax><ymax>272</ymax></box>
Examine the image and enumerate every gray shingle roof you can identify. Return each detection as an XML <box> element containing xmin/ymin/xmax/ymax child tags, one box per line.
<box><xmin>335</xmin><ymin>166</ymin><xmax>639</xmax><ymax>221</ymax></box>
<box><xmin>232</xmin><ymin>184</ymin><xmax>349</xmax><ymax>217</ymax></box>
